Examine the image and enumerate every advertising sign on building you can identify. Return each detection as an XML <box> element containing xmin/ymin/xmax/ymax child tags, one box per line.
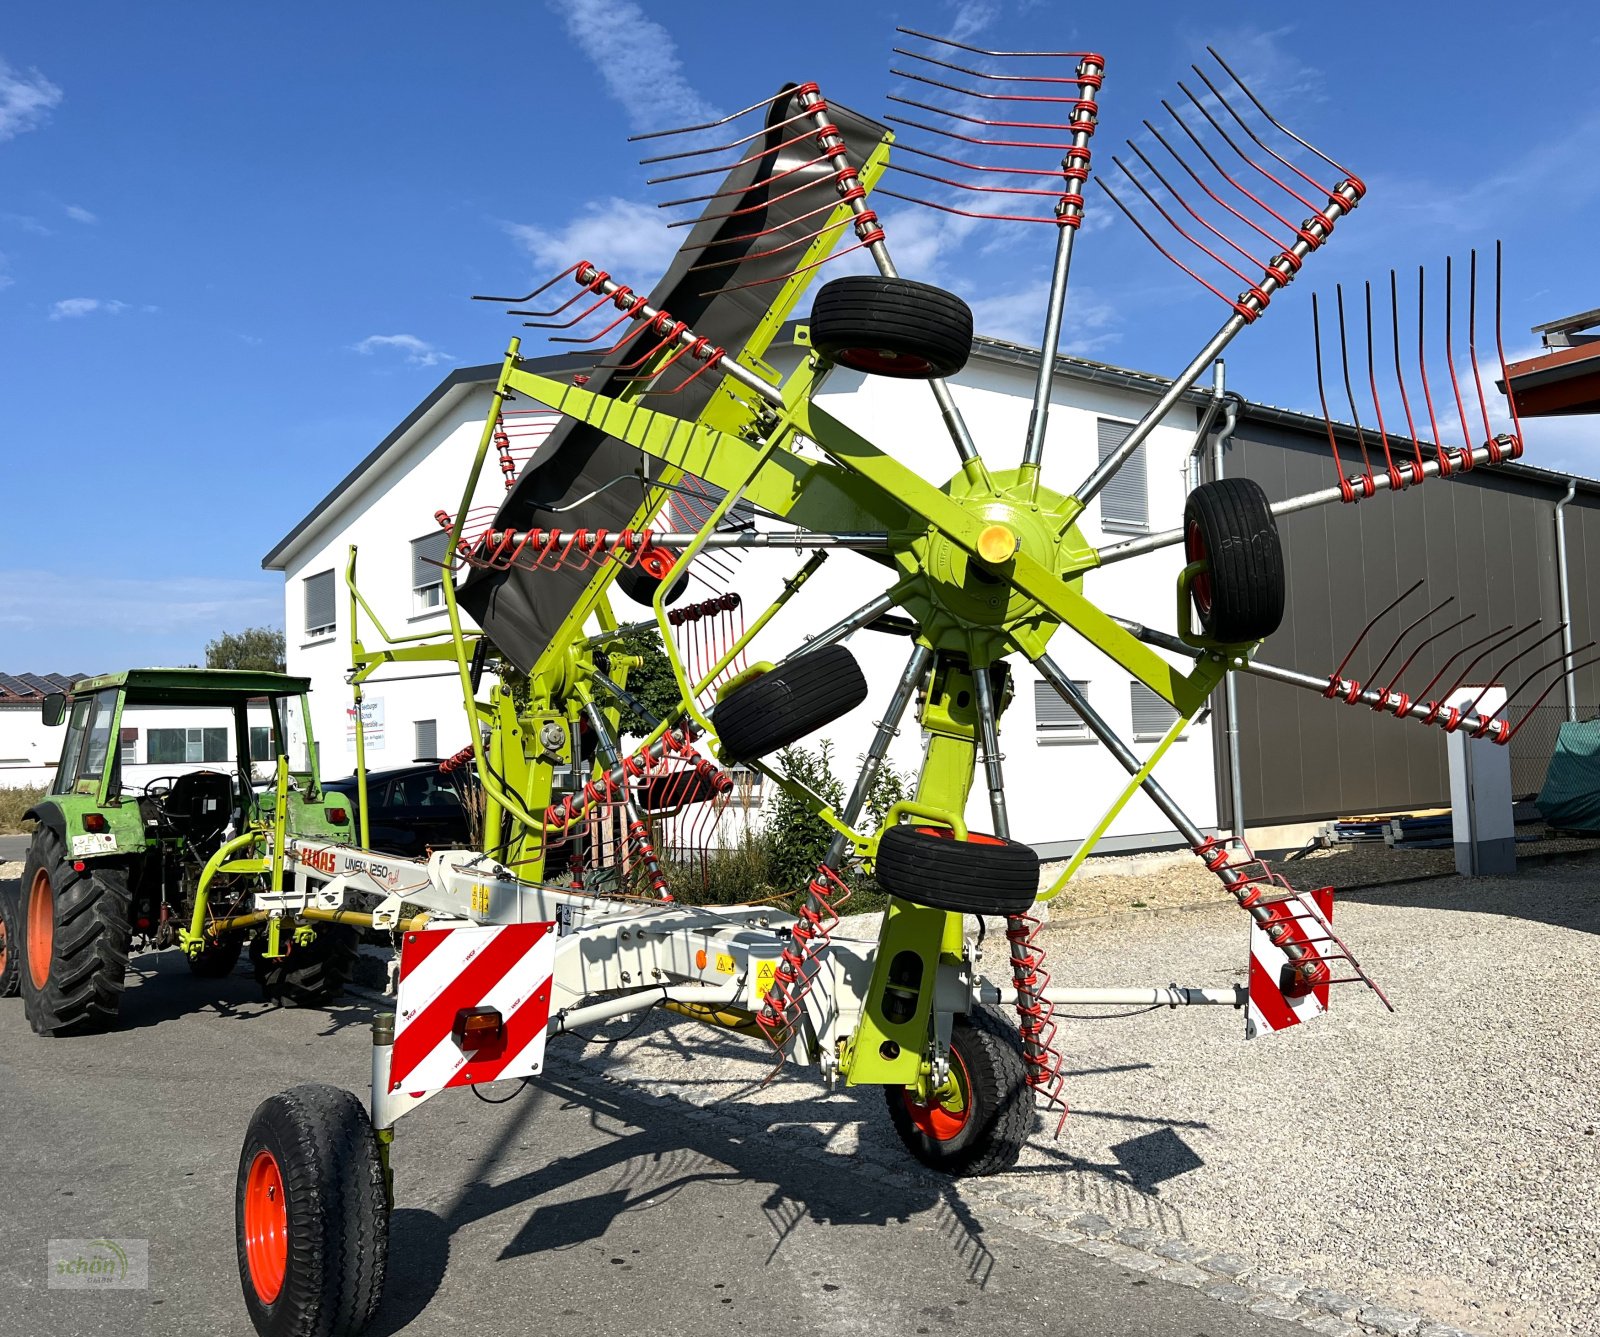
<box><xmin>346</xmin><ymin>697</ymin><xmax>384</xmax><ymax>750</ymax></box>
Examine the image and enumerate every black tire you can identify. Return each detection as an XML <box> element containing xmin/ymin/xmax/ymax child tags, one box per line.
<box><xmin>18</xmin><ymin>827</ymin><xmax>133</xmax><ymax>1036</ymax></box>
<box><xmin>252</xmin><ymin>925</ymin><xmax>358</xmax><ymax>1007</ymax></box>
<box><xmin>874</xmin><ymin>824</ymin><xmax>1039</xmax><ymax>916</ymax></box>
<box><xmin>711</xmin><ymin>646</ymin><xmax>868</xmax><ymax>762</ymax></box>
<box><xmin>615</xmin><ymin>560</ymin><xmax>686</xmax><ymax>609</ymax></box>
<box><xmin>885</xmin><ymin>1005</ymin><xmax>1033</xmax><ymax>1176</ymax></box>
<box><xmin>236</xmin><ymin>1083</ymin><xmax>388</xmax><ymax>1337</ymax></box>
<box><xmin>0</xmin><ymin>884</ymin><xmax>19</xmax><ymax>998</ymax></box>
<box><xmin>189</xmin><ymin>936</ymin><xmax>245</xmax><ymax>979</ymax></box>
<box><xmin>810</xmin><ymin>276</ymin><xmax>973</xmax><ymax>380</ymax></box>
<box><xmin>1183</xmin><ymin>477</ymin><xmax>1285</xmax><ymax>643</ymax></box>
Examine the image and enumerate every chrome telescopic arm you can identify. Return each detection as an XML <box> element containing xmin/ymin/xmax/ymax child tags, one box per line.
<box><xmin>1096</xmin><ymin>432</ymin><xmax>1522</xmax><ymax>567</ymax></box>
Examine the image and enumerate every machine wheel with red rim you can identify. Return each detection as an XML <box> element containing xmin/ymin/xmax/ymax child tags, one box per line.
<box><xmin>0</xmin><ymin>884</ymin><xmax>19</xmax><ymax>998</ymax></box>
<box><xmin>1182</xmin><ymin>477</ymin><xmax>1285</xmax><ymax>644</ymax></box>
<box><xmin>236</xmin><ymin>1083</ymin><xmax>388</xmax><ymax>1337</ymax></box>
<box><xmin>873</xmin><ymin>823</ymin><xmax>1040</xmax><ymax>916</ymax></box>
<box><xmin>885</xmin><ymin>1005</ymin><xmax>1033</xmax><ymax>1176</ymax></box>
<box><xmin>17</xmin><ymin>824</ymin><xmax>133</xmax><ymax>1035</ymax></box>
<box><xmin>809</xmin><ymin>275</ymin><xmax>973</xmax><ymax>381</ymax></box>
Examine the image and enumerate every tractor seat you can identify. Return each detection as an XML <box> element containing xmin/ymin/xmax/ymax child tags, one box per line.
<box><xmin>163</xmin><ymin>770</ymin><xmax>237</xmax><ymax>855</ymax></box>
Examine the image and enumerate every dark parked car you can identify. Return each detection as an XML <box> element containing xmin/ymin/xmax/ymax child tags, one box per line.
<box><xmin>321</xmin><ymin>762</ymin><xmax>474</xmax><ymax>858</ymax></box>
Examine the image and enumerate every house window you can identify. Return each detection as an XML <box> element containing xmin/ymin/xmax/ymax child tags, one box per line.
<box><xmin>119</xmin><ymin>727</ymin><xmax>139</xmax><ymax>765</ymax></box>
<box><xmin>304</xmin><ymin>569</ymin><xmax>336</xmax><ymax>639</ymax></box>
<box><xmin>1130</xmin><ymin>682</ymin><xmax>1180</xmax><ymax>741</ymax></box>
<box><xmin>1034</xmin><ymin>679</ymin><xmax>1088</xmax><ymax>739</ymax></box>
<box><xmin>415</xmin><ymin>719</ymin><xmax>438</xmax><ymax>760</ymax></box>
<box><xmin>1096</xmin><ymin>418</ymin><xmax>1147</xmax><ymax>532</ymax></box>
<box><xmin>147</xmin><ymin>727</ymin><xmax>229</xmax><ymax>764</ymax></box>
<box><xmin>411</xmin><ymin>532</ymin><xmax>449</xmax><ymax>614</ymax></box>
<box><xmin>249</xmin><ymin>726</ymin><xmax>274</xmax><ymax>762</ymax></box>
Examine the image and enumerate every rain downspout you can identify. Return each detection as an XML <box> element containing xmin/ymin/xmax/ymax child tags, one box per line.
<box><xmin>1184</xmin><ymin>360</ymin><xmax>1227</xmax><ymax>494</ymax></box>
<box><xmin>1212</xmin><ymin>390</ymin><xmax>1247</xmax><ymax>843</ymax></box>
<box><xmin>1555</xmin><ymin>479</ymin><xmax>1578</xmax><ymax>722</ymax></box>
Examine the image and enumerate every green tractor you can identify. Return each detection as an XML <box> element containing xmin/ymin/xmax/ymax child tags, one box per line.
<box><xmin>17</xmin><ymin>669</ymin><xmax>356</xmax><ymax>1036</ymax></box>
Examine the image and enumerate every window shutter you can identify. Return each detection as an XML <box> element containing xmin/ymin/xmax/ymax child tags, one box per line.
<box><xmin>1034</xmin><ymin>679</ymin><xmax>1087</xmax><ymax>732</ymax></box>
<box><xmin>304</xmin><ymin>570</ymin><xmax>336</xmax><ymax>634</ymax></box>
<box><xmin>411</xmin><ymin>532</ymin><xmax>448</xmax><ymax>590</ymax></box>
<box><xmin>1096</xmin><ymin>418</ymin><xmax>1147</xmax><ymax>531</ymax></box>
<box><xmin>415</xmin><ymin>719</ymin><xmax>438</xmax><ymax>759</ymax></box>
<box><xmin>1130</xmin><ymin>681</ymin><xmax>1179</xmax><ymax>738</ymax></box>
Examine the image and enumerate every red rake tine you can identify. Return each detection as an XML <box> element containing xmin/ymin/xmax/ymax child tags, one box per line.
<box><xmin>890</xmin><ymin>66</ymin><xmax>1096</xmax><ymax>109</ymax></box>
<box><xmin>1464</xmin><ymin>624</ymin><xmax>1569</xmax><ymax>719</ymax></box>
<box><xmin>891</xmin><ymin>44</ymin><xmax>1091</xmax><ymax>86</ymax></box>
<box><xmin>1416</xmin><ymin>264</ymin><xmax>1453</xmax><ymax>476</ymax></box>
<box><xmin>1389</xmin><ymin>270</ymin><xmax>1425</xmax><ymax>481</ymax></box>
<box><xmin>1494</xmin><ymin>241</ymin><xmax>1525</xmax><ymax>455</ymax></box>
<box><xmin>895</xmin><ymin>141</ymin><xmax>1065</xmax><ymax>177</ymax></box>
<box><xmin>1438</xmin><ymin>619</ymin><xmax>1540</xmax><ymax>703</ymax></box>
<box><xmin>628</xmin><ymin>89</ymin><xmax>796</xmax><ymax>147</ymax></box>
<box><xmin>1205</xmin><ymin>46</ymin><xmax>1362</xmax><ymax>193</ymax></box>
<box><xmin>1383</xmin><ymin>612</ymin><xmax>1475</xmax><ymax>696</ymax></box>
<box><xmin>1364</xmin><ymin>282</ymin><xmax>1403</xmax><ymax>489</ymax></box>
<box><xmin>1145</xmin><ymin>116</ymin><xmax>1284</xmax><ymax>252</ymax></box>
<box><xmin>1413</xmin><ymin>621</ymin><xmax>1515</xmax><ymax>705</ymax></box>
<box><xmin>1502</xmin><ymin>656</ymin><xmax>1600</xmax><ymax>743</ymax></box>
<box><xmin>1332</xmin><ymin>579</ymin><xmax>1423</xmax><ymax>682</ymax></box>
<box><xmin>1174</xmin><ymin>80</ymin><xmax>1322</xmax><ymax>217</ymax></box>
<box><xmin>1499</xmin><ymin>642</ymin><xmax>1598</xmax><ymax>715</ymax></box>
<box><xmin>1467</xmin><ymin>249</ymin><xmax>1497</xmax><ymax>455</ymax></box>
<box><xmin>1312</xmin><ymin>292</ymin><xmax>1356</xmax><ymax>500</ymax></box>
<box><xmin>1334</xmin><ymin>285</ymin><xmax>1376</xmax><ymax>487</ymax></box>
<box><xmin>894</xmin><ymin>27</ymin><xmax>1100</xmax><ymax>60</ymax></box>
<box><xmin>1368</xmin><ymin>596</ymin><xmax>1456</xmax><ymax>688</ymax></box>
<box><xmin>473</xmin><ymin>260</ymin><xmax>589</xmax><ymax>308</ymax></box>
<box><xmin>1111</xmin><ymin>157</ymin><xmax>1264</xmax><ymax>292</ymax></box>
<box><xmin>644</xmin><ymin>124</ymin><xmax>821</xmax><ymax>186</ymax></box>
<box><xmin>1123</xmin><ymin>142</ymin><xmax>1272</xmax><ymax>274</ymax></box>
<box><xmin>1444</xmin><ymin>256</ymin><xmax>1477</xmax><ymax>471</ymax></box>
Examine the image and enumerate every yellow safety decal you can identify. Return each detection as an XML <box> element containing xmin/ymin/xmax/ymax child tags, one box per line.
<box><xmin>715</xmin><ymin>952</ymin><xmax>737</xmax><ymax>976</ymax></box>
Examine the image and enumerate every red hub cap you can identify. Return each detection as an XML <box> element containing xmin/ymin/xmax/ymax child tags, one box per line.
<box><xmin>243</xmin><ymin>1149</ymin><xmax>289</xmax><ymax>1304</ymax></box>
<box><xmin>26</xmin><ymin>868</ymin><xmax>53</xmax><ymax>991</ymax></box>
<box><xmin>834</xmin><ymin>346</ymin><xmax>934</xmax><ymax>378</ymax></box>
<box><xmin>902</xmin><ymin>1049</ymin><xmax>973</xmax><ymax>1142</ymax></box>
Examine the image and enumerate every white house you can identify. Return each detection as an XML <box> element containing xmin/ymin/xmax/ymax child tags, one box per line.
<box><xmin>263</xmin><ymin>333</ymin><xmax>1222</xmax><ymax>857</ymax></box>
<box><xmin>2</xmin><ymin>672</ymin><xmax>280</xmax><ymax>792</ymax></box>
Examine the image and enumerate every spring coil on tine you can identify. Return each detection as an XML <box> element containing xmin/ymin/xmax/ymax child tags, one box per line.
<box><xmin>543</xmin><ymin>727</ymin><xmax>709</xmax><ymax>834</ymax></box>
<box><xmin>1003</xmin><ymin>913</ymin><xmax>1068</xmax><ymax>1126</ymax></box>
<box><xmin>755</xmin><ymin>863</ymin><xmax>851</xmax><ymax>1051</ymax></box>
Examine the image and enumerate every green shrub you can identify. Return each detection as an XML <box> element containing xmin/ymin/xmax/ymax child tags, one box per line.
<box><xmin>0</xmin><ymin>784</ymin><xmax>46</xmax><ymax>836</ymax></box>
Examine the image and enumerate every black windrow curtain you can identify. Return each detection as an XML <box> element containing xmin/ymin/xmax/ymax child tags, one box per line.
<box><xmin>458</xmin><ymin>88</ymin><xmax>888</xmax><ymax>673</ymax></box>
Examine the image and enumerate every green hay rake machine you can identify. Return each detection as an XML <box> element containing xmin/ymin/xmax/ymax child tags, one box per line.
<box><xmin>226</xmin><ymin>31</ymin><xmax>1552</xmax><ymax>1335</ymax></box>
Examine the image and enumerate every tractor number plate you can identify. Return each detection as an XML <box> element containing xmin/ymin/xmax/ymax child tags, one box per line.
<box><xmin>71</xmin><ymin>832</ymin><xmax>117</xmax><ymax>856</ymax></box>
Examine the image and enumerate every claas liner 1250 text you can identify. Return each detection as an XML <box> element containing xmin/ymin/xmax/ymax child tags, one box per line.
<box><xmin>226</xmin><ymin>30</ymin><xmax>1551</xmax><ymax>1336</ymax></box>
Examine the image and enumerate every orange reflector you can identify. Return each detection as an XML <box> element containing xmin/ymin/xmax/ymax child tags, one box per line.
<box><xmin>325</xmin><ymin>807</ymin><xmax>349</xmax><ymax>825</ymax></box>
<box><xmin>976</xmin><ymin>524</ymin><xmax>1018</xmax><ymax>563</ymax></box>
<box><xmin>452</xmin><ymin>1006</ymin><xmax>504</xmax><ymax>1051</ymax></box>
<box><xmin>696</xmin><ymin>949</ymin><xmax>707</xmax><ymax>970</ymax></box>
<box><xmin>82</xmin><ymin>813</ymin><xmax>108</xmax><ymax>833</ymax></box>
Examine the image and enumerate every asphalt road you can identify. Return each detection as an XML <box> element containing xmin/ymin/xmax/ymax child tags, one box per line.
<box><xmin>0</xmin><ymin>945</ymin><xmax>1315</xmax><ymax>1337</ymax></box>
<box><xmin>0</xmin><ymin>833</ymin><xmax>30</xmax><ymax>862</ymax></box>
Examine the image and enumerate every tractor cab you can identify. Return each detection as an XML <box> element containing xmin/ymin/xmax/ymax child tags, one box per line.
<box><xmin>39</xmin><ymin>668</ymin><xmax>338</xmax><ymax>860</ymax></box>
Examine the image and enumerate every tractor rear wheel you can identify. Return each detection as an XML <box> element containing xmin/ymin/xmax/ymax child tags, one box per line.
<box><xmin>236</xmin><ymin>1083</ymin><xmax>388</xmax><ymax>1337</ymax></box>
<box><xmin>874</xmin><ymin>824</ymin><xmax>1040</xmax><ymax>916</ymax></box>
<box><xmin>810</xmin><ymin>276</ymin><xmax>973</xmax><ymax>380</ymax></box>
<box><xmin>711</xmin><ymin>645</ymin><xmax>868</xmax><ymax>762</ymax></box>
<box><xmin>885</xmin><ymin>1005</ymin><xmax>1033</xmax><ymax>1176</ymax></box>
<box><xmin>189</xmin><ymin>936</ymin><xmax>245</xmax><ymax>979</ymax></box>
<box><xmin>252</xmin><ymin>925</ymin><xmax>358</xmax><ymax>1007</ymax></box>
<box><xmin>1183</xmin><ymin>477</ymin><xmax>1285</xmax><ymax>643</ymax></box>
<box><xmin>18</xmin><ymin>827</ymin><xmax>133</xmax><ymax>1035</ymax></box>
<box><xmin>0</xmin><ymin>884</ymin><xmax>19</xmax><ymax>998</ymax></box>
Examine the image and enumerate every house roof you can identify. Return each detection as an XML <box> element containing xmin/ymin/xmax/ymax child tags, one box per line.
<box><xmin>0</xmin><ymin>672</ymin><xmax>82</xmax><ymax>705</ymax></box>
<box><xmin>265</xmin><ymin>324</ymin><xmax>1600</xmax><ymax>573</ymax></box>
<box><xmin>261</xmin><ymin>351</ymin><xmax>592</xmax><ymax>571</ymax></box>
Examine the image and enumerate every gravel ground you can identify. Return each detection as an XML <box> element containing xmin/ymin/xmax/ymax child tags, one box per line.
<box><xmin>544</xmin><ymin>855</ymin><xmax>1600</xmax><ymax>1337</ymax></box>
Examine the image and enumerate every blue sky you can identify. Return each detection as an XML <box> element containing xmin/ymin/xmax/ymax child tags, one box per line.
<box><xmin>3</xmin><ymin>1</ymin><xmax>1597</xmax><ymax>672</ymax></box>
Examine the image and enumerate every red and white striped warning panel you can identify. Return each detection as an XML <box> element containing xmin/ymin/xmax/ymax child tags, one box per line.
<box><xmin>390</xmin><ymin>922</ymin><xmax>557</xmax><ymax>1094</ymax></box>
<box><xmin>1245</xmin><ymin>887</ymin><xmax>1334</xmax><ymax>1040</ymax></box>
